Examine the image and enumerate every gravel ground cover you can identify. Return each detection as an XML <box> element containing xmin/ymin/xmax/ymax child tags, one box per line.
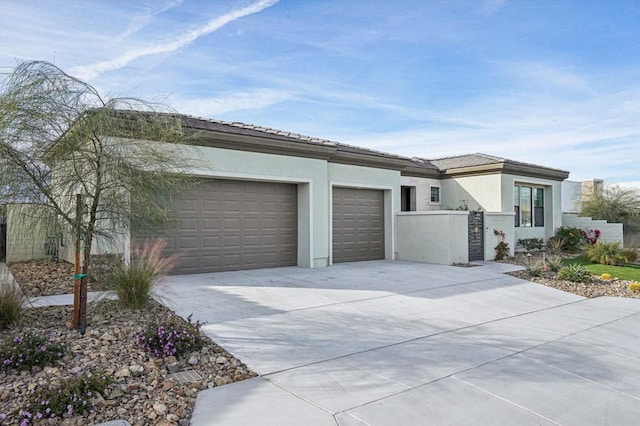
<box><xmin>1</xmin><ymin>261</ymin><xmax>256</xmax><ymax>425</ymax></box>
<box><xmin>505</xmin><ymin>252</ymin><xmax>640</xmax><ymax>299</ymax></box>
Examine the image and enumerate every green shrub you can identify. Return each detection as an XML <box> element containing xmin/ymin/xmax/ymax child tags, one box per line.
<box><xmin>555</xmin><ymin>227</ymin><xmax>583</xmax><ymax>252</ymax></box>
<box><xmin>518</xmin><ymin>238</ymin><xmax>544</xmax><ymax>251</ymax></box>
<box><xmin>620</xmin><ymin>247</ymin><xmax>638</xmax><ymax>264</ymax></box>
<box><xmin>0</xmin><ymin>331</ymin><xmax>66</xmax><ymax>371</ymax></box>
<box><xmin>112</xmin><ymin>239</ymin><xmax>178</xmax><ymax>309</ymax></box>
<box><xmin>558</xmin><ymin>264</ymin><xmax>592</xmax><ymax>282</ymax></box>
<box><xmin>494</xmin><ymin>229</ymin><xmax>510</xmax><ymax>260</ymax></box>
<box><xmin>585</xmin><ymin>242</ymin><xmax>627</xmax><ymax>266</ymax></box>
<box><xmin>138</xmin><ymin>311</ymin><xmax>206</xmax><ymax>358</ymax></box>
<box><xmin>527</xmin><ymin>261</ymin><xmax>544</xmax><ymax>277</ymax></box>
<box><xmin>0</xmin><ymin>281</ymin><xmax>26</xmax><ymax>330</ymax></box>
<box><xmin>89</xmin><ymin>253</ymin><xmax>123</xmax><ymax>289</ymax></box>
<box><xmin>545</xmin><ymin>254</ymin><xmax>563</xmax><ymax>272</ymax></box>
<box><xmin>9</xmin><ymin>373</ymin><xmax>113</xmax><ymax>423</ymax></box>
<box><xmin>547</xmin><ymin>237</ymin><xmax>566</xmax><ymax>253</ymax></box>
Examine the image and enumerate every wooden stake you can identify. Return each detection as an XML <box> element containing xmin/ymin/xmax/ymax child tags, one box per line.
<box><xmin>72</xmin><ymin>194</ymin><xmax>81</xmax><ymax>328</ymax></box>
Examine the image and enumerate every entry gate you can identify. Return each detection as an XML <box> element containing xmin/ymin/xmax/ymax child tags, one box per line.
<box><xmin>468</xmin><ymin>210</ymin><xmax>484</xmax><ymax>262</ymax></box>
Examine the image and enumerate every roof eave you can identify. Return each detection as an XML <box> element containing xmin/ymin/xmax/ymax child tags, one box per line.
<box><xmin>441</xmin><ymin>163</ymin><xmax>569</xmax><ymax>181</ymax></box>
<box><xmin>192</xmin><ymin>129</ymin><xmax>337</xmax><ymax>160</ymax></box>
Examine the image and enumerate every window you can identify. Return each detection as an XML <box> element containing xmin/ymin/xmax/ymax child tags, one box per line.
<box><xmin>430</xmin><ymin>186</ymin><xmax>440</xmax><ymax>203</ymax></box>
<box><xmin>534</xmin><ymin>187</ymin><xmax>544</xmax><ymax>226</ymax></box>
<box><xmin>514</xmin><ymin>185</ymin><xmax>544</xmax><ymax>227</ymax></box>
<box><xmin>514</xmin><ymin>186</ymin><xmax>520</xmax><ymax>227</ymax></box>
<box><xmin>401</xmin><ymin>186</ymin><xmax>416</xmax><ymax>211</ymax></box>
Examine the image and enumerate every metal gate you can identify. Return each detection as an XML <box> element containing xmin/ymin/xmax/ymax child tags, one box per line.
<box><xmin>468</xmin><ymin>211</ymin><xmax>484</xmax><ymax>262</ymax></box>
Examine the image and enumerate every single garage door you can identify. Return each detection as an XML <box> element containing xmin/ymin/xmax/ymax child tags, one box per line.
<box><xmin>137</xmin><ymin>179</ymin><xmax>297</xmax><ymax>274</ymax></box>
<box><xmin>332</xmin><ymin>187</ymin><xmax>385</xmax><ymax>263</ymax></box>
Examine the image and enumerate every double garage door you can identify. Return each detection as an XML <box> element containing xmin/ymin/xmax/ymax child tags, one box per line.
<box><xmin>136</xmin><ymin>180</ymin><xmax>385</xmax><ymax>274</ymax></box>
<box><xmin>140</xmin><ymin>179</ymin><xmax>298</xmax><ymax>275</ymax></box>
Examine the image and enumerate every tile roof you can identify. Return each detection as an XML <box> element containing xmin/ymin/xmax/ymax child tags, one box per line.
<box><xmin>112</xmin><ymin>110</ymin><xmax>566</xmax><ymax>178</ymax></box>
<box><xmin>428</xmin><ymin>153</ymin><xmax>568</xmax><ymax>174</ymax></box>
<box><xmin>182</xmin><ymin>114</ymin><xmax>415</xmax><ymax>161</ymax></box>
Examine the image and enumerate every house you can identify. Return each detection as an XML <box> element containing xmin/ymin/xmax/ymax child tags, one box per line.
<box><xmin>3</xmin><ymin>113</ymin><xmax>621</xmax><ymax>273</ymax></box>
<box><xmin>398</xmin><ymin>153</ymin><xmax>569</xmax><ymax>263</ymax></box>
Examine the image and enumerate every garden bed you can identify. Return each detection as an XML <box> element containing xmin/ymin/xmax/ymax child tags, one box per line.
<box><xmin>505</xmin><ymin>252</ymin><xmax>640</xmax><ymax>300</ymax></box>
<box><xmin>0</xmin><ymin>262</ymin><xmax>257</xmax><ymax>425</ymax></box>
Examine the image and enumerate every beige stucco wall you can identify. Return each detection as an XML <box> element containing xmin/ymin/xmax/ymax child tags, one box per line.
<box><xmin>400</xmin><ymin>176</ymin><xmax>443</xmax><ymax>211</ymax></box>
<box><xmin>396</xmin><ymin>211</ymin><xmax>469</xmax><ymax>264</ymax></box>
<box><xmin>484</xmin><ymin>212</ymin><xmax>516</xmax><ymax>261</ymax></box>
<box><xmin>5</xmin><ymin>204</ymin><xmax>48</xmax><ymax>262</ymax></box>
<box><xmin>440</xmin><ymin>174</ymin><xmax>503</xmax><ymax>211</ymax></box>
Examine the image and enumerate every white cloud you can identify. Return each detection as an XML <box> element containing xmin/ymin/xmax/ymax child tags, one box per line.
<box><xmin>499</xmin><ymin>61</ymin><xmax>591</xmax><ymax>92</ymax></box>
<box><xmin>72</xmin><ymin>0</ymin><xmax>279</xmax><ymax>81</ymax></box>
<box><xmin>174</xmin><ymin>88</ymin><xmax>293</xmax><ymax>117</ymax></box>
<box><xmin>117</xmin><ymin>0</ymin><xmax>187</xmax><ymax>41</ymax></box>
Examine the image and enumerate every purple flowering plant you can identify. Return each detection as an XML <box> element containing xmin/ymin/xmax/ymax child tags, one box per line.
<box><xmin>0</xmin><ymin>332</ymin><xmax>66</xmax><ymax>372</ymax></box>
<box><xmin>138</xmin><ymin>312</ymin><xmax>205</xmax><ymax>358</ymax></box>
<box><xmin>2</xmin><ymin>373</ymin><xmax>113</xmax><ymax>425</ymax></box>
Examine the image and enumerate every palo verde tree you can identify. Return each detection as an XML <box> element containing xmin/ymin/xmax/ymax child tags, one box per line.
<box><xmin>0</xmin><ymin>61</ymin><xmax>200</xmax><ymax>277</ymax></box>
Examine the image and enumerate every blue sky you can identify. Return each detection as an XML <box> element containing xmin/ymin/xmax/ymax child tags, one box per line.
<box><xmin>1</xmin><ymin>0</ymin><xmax>639</xmax><ymax>186</ymax></box>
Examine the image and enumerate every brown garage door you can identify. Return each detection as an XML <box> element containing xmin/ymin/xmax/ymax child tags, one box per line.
<box><xmin>136</xmin><ymin>179</ymin><xmax>297</xmax><ymax>274</ymax></box>
<box><xmin>332</xmin><ymin>187</ymin><xmax>385</xmax><ymax>263</ymax></box>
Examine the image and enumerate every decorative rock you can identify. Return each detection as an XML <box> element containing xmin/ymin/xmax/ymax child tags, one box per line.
<box><xmin>101</xmin><ymin>333</ymin><xmax>116</xmax><ymax>342</ymax></box>
<box><xmin>153</xmin><ymin>403</ymin><xmax>168</xmax><ymax>416</ymax></box>
<box><xmin>129</xmin><ymin>364</ymin><xmax>144</xmax><ymax>376</ymax></box>
<box><xmin>166</xmin><ymin>362</ymin><xmax>180</xmax><ymax>373</ymax></box>
<box><xmin>143</xmin><ymin>361</ymin><xmax>156</xmax><ymax>372</ymax></box>
<box><xmin>124</xmin><ymin>383</ymin><xmax>140</xmax><ymax>393</ymax></box>
<box><xmin>115</xmin><ymin>367</ymin><xmax>131</xmax><ymax>379</ymax></box>
<box><xmin>107</xmin><ymin>386</ymin><xmax>125</xmax><ymax>400</ymax></box>
<box><xmin>0</xmin><ymin>261</ymin><xmax>258</xmax><ymax>426</ymax></box>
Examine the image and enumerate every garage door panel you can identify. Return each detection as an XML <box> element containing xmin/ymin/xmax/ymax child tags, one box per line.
<box><xmin>134</xmin><ymin>179</ymin><xmax>298</xmax><ymax>274</ymax></box>
<box><xmin>178</xmin><ymin>236</ymin><xmax>199</xmax><ymax>249</ymax></box>
<box><xmin>332</xmin><ymin>187</ymin><xmax>385</xmax><ymax>263</ymax></box>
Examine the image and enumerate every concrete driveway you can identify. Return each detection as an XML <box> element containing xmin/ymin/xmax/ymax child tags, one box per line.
<box><xmin>157</xmin><ymin>261</ymin><xmax>640</xmax><ymax>425</ymax></box>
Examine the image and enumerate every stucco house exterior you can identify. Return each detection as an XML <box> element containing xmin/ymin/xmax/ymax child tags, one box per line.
<box><xmin>3</xmin><ymin>113</ymin><xmax>622</xmax><ymax>273</ymax></box>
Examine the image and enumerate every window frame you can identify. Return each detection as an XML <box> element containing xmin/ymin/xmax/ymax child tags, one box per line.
<box><xmin>401</xmin><ymin>185</ymin><xmax>416</xmax><ymax>212</ymax></box>
<box><xmin>429</xmin><ymin>186</ymin><xmax>441</xmax><ymax>204</ymax></box>
<box><xmin>514</xmin><ymin>184</ymin><xmax>544</xmax><ymax>228</ymax></box>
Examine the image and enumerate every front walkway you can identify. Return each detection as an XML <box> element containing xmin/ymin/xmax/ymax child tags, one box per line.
<box><xmin>0</xmin><ymin>262</ymin><xmax>114</xmax><ymax>306</ymax></box>
<box><xmin>157</xmin><ymin>260</ymin><xmax>640</xmax><ymax>426</ymax></box>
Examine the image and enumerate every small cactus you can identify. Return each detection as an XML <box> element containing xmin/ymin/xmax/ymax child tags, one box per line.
<box><xmin>601</xmin><ymin>273</ymin><xmax>612</xmax><ymax>280</ymax></box>
<box><xmin>629</xmin><ymin>282</ymin><xmax>640</xmax><ymax>292</ymax></box>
